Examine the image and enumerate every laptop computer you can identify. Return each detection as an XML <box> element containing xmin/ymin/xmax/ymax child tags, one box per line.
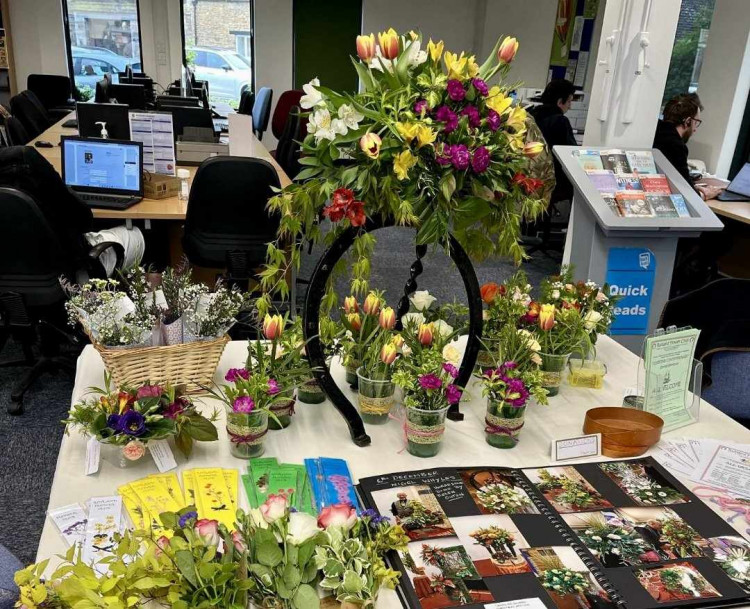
<box><xmin>76</xmin><ymin>102</ymin><xmax>131</xmax><ymax>140</ymax></box>
<box><xmin>717</xmin><ymin>162</ymin><xmax>750</xmax><ymax>202</ymax></box>
<box><xmin>61</xmin><ymin>136</ymin><xmax>143</xmax><ymax>210</ymax></box>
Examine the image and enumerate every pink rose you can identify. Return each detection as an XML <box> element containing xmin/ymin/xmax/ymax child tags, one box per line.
<box><xmin>317</xmin><ymin>503</ymin><xmax>357</xmax><ymax>530</ymax></box>
<box><xmin>136</xmin><ymin>384</ymin><xmax>163</xmax><ymax>399</ymax></box>
<box><xmin>195</xmin><ymin>519</ymin><xmax>220</xmax><ymax>546</ymax></box>
<box><xmin>231</xmin><ymin>530</ymin><xmax>247</xmax><ymax>553</ymax></box>
<box><xmin>122</xmin><ymin>440</ymin><xmax>146</xmax><ymax>461</ymax></box>
<box><xmin>155</xmin><ymin>535</ymin><xmax>170</xmax><ymax>557</ymax></box>
<box><xmin>260</xmin><ymin>493</ymin><xmax>288</xmax><ymax>523</ymax></box>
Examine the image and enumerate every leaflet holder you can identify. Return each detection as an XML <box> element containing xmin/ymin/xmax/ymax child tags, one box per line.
<box><xmin>553</xmin><ymin>146</ymin><xmax>723</xmax><ymax>352</ymax></box>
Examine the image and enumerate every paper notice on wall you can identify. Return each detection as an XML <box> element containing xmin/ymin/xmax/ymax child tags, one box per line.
<box><xmin>571</xmin><ymin>16</ymin><xmax>585</xmax><ymax>52</ymax></box>
<box><xmin>129</xmin><ymin>111</ymin><xmax>176</xmax><ymax>176</ymax></box>
<box><xmin>574</xmin><ymin>51</ymin><xmax>590</xmax><ymax>88</ymax></box>
<box><xmin>564</xmin><ymin>59</ymin><xmax>578</xmax><ymax>82</ymax></box>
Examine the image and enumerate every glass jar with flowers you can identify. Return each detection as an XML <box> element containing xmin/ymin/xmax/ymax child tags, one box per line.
<box><xmin>298</xmin><ymin>317</ymin><xmax>342</xmax><ymax>404</ymax></box>
<box><xmin>341</xmin><ymin>291</ymin><xmax>387</xmax><ymax>388</ymax></box>
<box><xmin>393</xmin><ymin>321</ymin><xmax>463</xmax><ymax>457</ymax></box>
<box><xmin>64</xmin><ymin>374</ymin><xmax>219</xmax><ymax>467</ymax></box>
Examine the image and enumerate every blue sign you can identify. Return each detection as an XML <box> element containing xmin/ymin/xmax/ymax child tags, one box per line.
<box><xmin>605</xmin><ymin>247</ymin><xmax>656</xmax><ymax>335</ymax></box>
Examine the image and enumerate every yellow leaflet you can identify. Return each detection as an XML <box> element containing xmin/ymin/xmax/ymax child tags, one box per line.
<box><xmin>193</xmin><ymin>468</ymin><xmax>236</xmax><ymax>531</ymax></box>
<box><xmin>222</xmin><ymin>469</ymin><xmax>239</xmax><ymax>513</ymax></box>
<box><xmin>182</xmin><ymin>470</ymin><xmax>197</xmax><ymax>508</ymax></box>
<box><xmin>129</xmin><ymin>477</ymin><xmax>181</xmax><ymax>538</ymax></box>
<box><xmin>117</xmin><ymin>484</ymin><xmax>148</xmax><ymax>530</ymax></box>
<box><xmin>149</xmin><ymin>473</ymin><xmax>185</xmax><ymax>507</ymax></box>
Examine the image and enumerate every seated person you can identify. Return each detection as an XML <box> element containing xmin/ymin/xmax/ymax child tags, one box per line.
<box><xmin>0</xmin><ymin>146</ymin><xmax>143</xmax><ymax>275</ymax></box>
<box><xmin>653</xmin><ymin>93</ymin><xmax>723</xmax><ymax>201</ymax></box>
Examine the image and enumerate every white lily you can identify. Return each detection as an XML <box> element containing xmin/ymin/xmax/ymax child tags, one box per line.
<box><xmin>300</xmin><ymin>77</ymin><xmax>324</xmax><ymax>109</ymax></box>
<box><xmin>308</xmin><ymin>107</ymin><xmax>346</xmax><ymax>143</ymax></box>
<box><xmin>404</xmin><ymin>38</ymin><xmax>427</xmax><ymax>67</ymax></box>
<box><xmin>337</xmin><ymin>104</ymin><xmax>364</xmax><ymax>131</ymax></box>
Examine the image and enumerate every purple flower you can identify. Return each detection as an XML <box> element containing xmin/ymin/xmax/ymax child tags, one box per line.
<box><xmin>502</xmin><ymin>361</ymin><xmax>518</xmax><ymax>370</ymax></box>
<box><xmin>414</xmin><ymin>99</ymin><xmax>428</xmax><ymax>115</ymax></box>
<box><xmin>178</xmin><ymin>511</ymin><xmax>198</xmax><ymax>527</ymax></box>
<box><xmin>461</xmin><ymin>105</ymin><xmax>481</xmax><ymax>129</ymax></box>
<box><xmin>419</xmin><ymin>374</ymin><xmax>443</xmax><ymax>390</ymax></box>
<box><xmin>486</xmin><ymin>109</ymin><xmax>501</xmax><ymax>131</ymax></box>
<box><xmin>471</xmin><ymin>146</ymin><xmax>491</xmax><ymax>174</ymax></box>
<box><xmin>107</xmin><ymin>413</ymin><xmax>122</xmax><ymax>432</ymax></box>
<box><xmin>436</xmin><ymin>144</ymin><xmax>453</xmax><ymax>165</ymax></box>
<box><xmin>120</xmin><ymin>410</ymin><xmax>146</xmax><ymax>436</ymax></box>
<box><xmin>442</xmin><ymin>363</ymin><xmax>459</xmax><ymax>379</ymax></box>
<box><xmin>472</xmin><ymin>78</ymin><xmax>489</xmax><ymax>97</ymax></box>
<box><xmin>267</xmin><ymin>379</ymin><xmax>280</xmax><ymax>395</ymax></box>
<box><xmin>446</xmin><ymin>79</ymin><xmax>465</xmax><ymax>101</ymax></box>
<box><xmin>445</xmin><ymin>384</ymin><xmax>463</xmax><ymax>404</ymax></box>
<box><xmin>225</xmin><ymin>368</ymin><xmax>249</xmax><ymax>382</ymax></box>
<box><xmin>163</xmin><ymin>398</ymin><xmax>188</xmax><ymax>420</ymax></box>
<box><xmin>232</xmin><ymin>395</ymin><xmax>255</xmax><ymax>413</ymax></box>
<box><xmin>136</xmin><ymin>384</ymin><xmax>163</xmax><ymax>399</ymax></box>
<box><xmin>435</xmin><ymin>105</ymin><xmax>458</xmax><ymax>134</ymax></box>
<box><xmin>450</xmin><ymin>144</ymin><xmax>470</xmax><ymax>170</ymax></box>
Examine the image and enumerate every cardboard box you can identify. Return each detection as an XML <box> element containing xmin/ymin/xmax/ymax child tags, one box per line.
<box><xmin>143</xmin><ymin>173</ymin><xmax>180</xmax><ymax>200</ymax></box>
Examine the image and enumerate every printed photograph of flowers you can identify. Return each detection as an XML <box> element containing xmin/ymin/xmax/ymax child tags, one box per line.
<box><xmin>371</xmin><ymin>485</ymin><xmax>455</xmax><ymax>542</ymax></box>
<box><xmin>599</xmin><ymin>460</ymin><xmax>688</xmax><ymax>506</ymax></box>
<box><xmin>458</xmin><ymin>468</ymin><xmax>539</xmax><ymax>515</ymax></box>
<box><xmin>616</xmin><ymin>507</ymin><xmax>708</xmax><ymax>560</ymax></box>
<box><xmin>520</xmin><ymin>546</ymin><xmax>615</xmax><ymax>609</ymax></box>
<box><xmin>400</xmin><ymin>537</ymin><xmax>494</xmax><ymax>609</ymax></box>
<box><xmin>523</xmin><ymin>467</ymin><xmax>613</xmax><ymax>513</ymax></box>
<box><xmin>635</xmin><ymin>562</ymin><xmax>720</xmax><ymax>603</ymax></box>
<box><xmin>705</xmin><ymin>536</ymin><xmax>750</xmax><ymax>592</ymax></box>
<box><xmin>451</xmin><ymin>514</ymin><xmax>531</xmax><ymax>577</ymax></box>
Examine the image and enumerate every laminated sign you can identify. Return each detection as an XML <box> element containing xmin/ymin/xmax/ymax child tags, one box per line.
<box><xmin>605</xmin><ymin>247</ymin><xmax>655</xmax><ymax>335</ymax></box>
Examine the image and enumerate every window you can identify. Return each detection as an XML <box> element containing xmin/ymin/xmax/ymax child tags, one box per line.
<box><xmin>62</xmin><ymin>0</ymin><xmax>143</xmax><ymax>100</ymax></box>
<box><xmin>181</xmin><ymin>0</ymin><xmax>253</xmax><ymax>112</ymax></box>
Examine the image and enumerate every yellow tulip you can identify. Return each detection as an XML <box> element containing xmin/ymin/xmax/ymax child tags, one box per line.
<box><xmin>359</xmin><ymin>132</ymin><xmax>382</xmax><ymax>159</ymax></box>
<box><xmin>379</xmin><ymin>306</ymin><xmax>396</xmax><ymax>329</ymax></box>
<box><xmin>378</xmin><ymin>28</ymin><xmax>399</xmax><ymax>60</ymax></box>
<box><xmin>415</xmin><ymin>124</ymin><xmax>437</xmax><ymax>148</ymax></box>
<box><xmin>391</xmin><ymin>334</ymin><xmax>405</xmax><ymax>349</ymax></box>
<box><xmin>498</xmin><ymin>36</ymin><xmax>519</xmax><ymax>64</ymax></box>
<box><xmin>381</xmin><ymin>342</ymin><xmax>399</xmax><ymax>365</ymax></box>
<box><xmin>427</xmin><ymin>39</ymin><xmax>444</xmax><ymax>63</ymax></box>
<box><xmin>263</xmin><ymin>314</ymin><xmax>284</xmax><ymax>340</ymax></box>
<box><xmin>396</xmin><ymin>122</ymin><xmax>419</xmax><ymax>143</ymax></box>
<box><xmin>393</xmin><ymin>149</ymin><xmax>417</xmax><ymax>181</ymax></box>
<box><xmin>418</xmin><ymin>323</ymin><xmax>434</xmax><ymax>346</ymax></box>
<box><xmin>539</xmin><ymin>304</ymin><xmax>555</xmax><ymax>331</ymax></box>
<box><xmin>486</xmin><ymin>87</ymin><xmax>513</xmax><ymax>115</ymax></box>
<box><xmin>356</xmin><ymin>33</ymin><xmax>376</xmax><ymax>63</ymax></box>
<box><xmin>444</xmin><ymin>51</ymin><xmax>469</xmax><ymax>80</ymax></box>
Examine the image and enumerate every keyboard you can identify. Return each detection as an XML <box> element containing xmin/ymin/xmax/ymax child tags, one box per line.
<box><xmin>77</xmin><ymin>193</ymin><xmax>141</xmax><ymax>210</ymax></box>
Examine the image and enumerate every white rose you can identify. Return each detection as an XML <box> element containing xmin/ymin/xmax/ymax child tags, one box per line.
<box><xmin>611</xmin><ymin>548</ymin><xmax>621</xmax><ymax>555</ymax></box>
<box><xmin>551</xmin><ymin>289</ymin><xmax>560</xmax><ymax>300</ymax></box>
<box><xmin>583</xmin><ymin>310</ymin><xmax>603</xmax><ymax>331</ymax></box>
<box><xmin>300</xmin><ymin>78</ymin><xmax>324</xmax><ymax>109</ymax></box>
<box><xmin>286</xmin><ymin>512</ymin><xmax>322</xmax><ymax>545</ymax></box>
<box><xmin>409</xmin><ymin>290</ymin><xmax>436</xmax><ymax>311</ymax></box>
<box><xmin>433</xmin><ymin>319</ymin><xmax>454</xmax><ymax>338</ymax></box>
<box><xmin>442</xmin><ymin>344</ymin><xmax>461</xmax><ymax>365</ymax></box>
<box><xmin>401</xmin><ymin>312</ymin><xmax>425</xmax><ymax>328</ymax></box>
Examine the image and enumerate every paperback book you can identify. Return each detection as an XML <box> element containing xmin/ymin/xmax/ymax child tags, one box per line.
<box><xmin>357</xmin><ymin>457</ymin><xmax>750</xmax><ymax>609</ymax></box>
<box><xmin>587</xmin><ymin>170</ymin><xmax>618</xmax><ymax>192</ymax></box>
<box><xmin>616</xmin><ymin>173</ymin><xmax>643</xmax><ymax>191</ymax></box>
<box><xmin>602</xmin><ymin>194</ymin><xmax>623</xmax><ymax>217</ymax></box>
<box><xmin>626</xmin><ymin>150</ymin><xmax>658</xmax><ymax>175</ymax></box>
<box><xmin>647</xmin><ymin>194</ymin><xmax>680</xmax><ymax>218</ymax></box>
<box><xmin>576</xmin><ymin>149</ymin><xmax>605</xmax><ymax>171</ymax></box>
<box><xmin>616</xmin><ymin>191</ymin><xmax>655</xmax><ymax>217</ymax></box>
<box><xmin>640</xmin><ymin>175</ymin><xmax>672</xmax><ymax>195</ymax></box>
<box><xmin>670</xmin><ymin>194</ymin><xmax>691</xmax><ymax>218</ymax></box>
<box><xmin>601</xmin><ymin>149</ymin><xmax>632</xmax><ymax>174</ymax></box>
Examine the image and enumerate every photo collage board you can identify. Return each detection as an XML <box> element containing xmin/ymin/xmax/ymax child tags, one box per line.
<box><xmin>357</xmin><ymin>457</ymin><xmax>750</xmax><ymax>609</ymax></box>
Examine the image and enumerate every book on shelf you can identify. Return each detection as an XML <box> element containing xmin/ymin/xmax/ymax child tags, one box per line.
<box><xmin>670</xmin><ymin>194</ymin><xmax>691</xmax><ymax>218</ymax></box>
<box><xmin>615</xmin><ymin>191</ymin><xmax>655</xmax><ymax>217</ymax></box>
<box><xmin>586</xmin><ymin>169</ymin><xmax>618</xmax><ymax>192</ymax></box>
<box><xmin>647</xmin><ymin>194</ymin><xmax>680</xmax><ymax>218</ymax></box>
<box><xmin>639</xmin><ymin>174</ymin><xmax>671</xmax><ymax>194</ymax></box>
<box><xmin>615</xmin><ymin>173</ymin><xmax>643</xmax><ymax>191</ymax></box>
<box><xmin>576</xmin><ymin>149</ymin><xmax>605</xmax><ymax>171</ymax></box>
<box><xmin>601</xmin><ymin>149</ymin><xmax>632</xmax><ymax>174</ymax></box>
<box><xmin>625</xmin><ymin>150</ymin><xmax>658</xmax><ymax>174</ymax></box>
<box><xmin>602</xmin><ymin>193</ymin><xmax>623</xmax><ymax>217</ymax></box>
<box><xmin>357</xmin><ymin>457</ymin><xmax>750</xmax><ymax>609</ymax></box>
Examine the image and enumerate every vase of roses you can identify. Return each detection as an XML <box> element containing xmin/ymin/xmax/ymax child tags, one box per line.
<box><xmin>393</xmin><ymin>321</ymin><xmax>463</xmax><ymax>457</ymax></box>
<box><xmin>64</xmin><ymin>374</ymin><xmax>219</xmax><ymax>466</ymax></box>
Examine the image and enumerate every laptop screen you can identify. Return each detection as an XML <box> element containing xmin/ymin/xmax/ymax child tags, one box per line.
<box><xmin>727</xmin><ymin>163</ymin><xmax>750</xmax><ymax>196</ymax></box>
<box><xmin>62</xmin><ymin>138</ymin><xmax>142</xmax><ymax>195</ymax></box>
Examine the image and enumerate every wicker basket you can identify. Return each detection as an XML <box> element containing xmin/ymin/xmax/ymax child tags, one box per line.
<box><xmin>93</xmin><ymin>335</ymin><xmax>230</xmax><ymax>393</ymax></box>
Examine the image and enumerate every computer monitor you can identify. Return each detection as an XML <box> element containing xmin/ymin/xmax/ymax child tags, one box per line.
<box><xmin>108</xmin><ymin>83</ymin><xmax>146</xmax><ymax>110</ymax></box>
<box><xmin>76</xmin><ymin>102</ymin><xmax>131</xmax><ymax>140</ymax></box>
<box><xmin>168</xmin><ymin>106</ymin><xmax>215</xmax><ymax>142</ymax></box>
<box><xmin>61</xmin><ymin>136</ymin><xmax>143</xmax><ymax>198</ymax></box>
<box><xmin>157</xmin><ymin>95</ymin><xmax>201</xmax><ymax>109</ymax></box>
<box><xmin>94</xmin><ymin>76</ymin><xmax>110</xmax><ymax>104</ymax></box>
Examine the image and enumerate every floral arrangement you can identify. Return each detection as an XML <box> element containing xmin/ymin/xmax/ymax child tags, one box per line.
<box><xmin>64</xmin><ymin>374</ymin><xmax>218</xmax><ymax>459</ymax></box>
<box><xmin>402</xmin><ymin>290</ymin><xmax>469</xmax><ymax>334</ymax></box>
<box><xmin>526</xmin><ymin>301</ymin><xmax>590</xmax><ymax>357</ymax></box>
<box><xmin>355</xmin><ymin>296</ymin><xmax>400</xmax><ymax>382</ymax></box>
<box><xmin>659</xmin><ymin>567</ymin><xmax>706</xmax><ymax>596</ymax></box>
<box><xmin>599</xmin><ymin>462</ymin><xmax>685</xmax><ymax>505</ymax></box>
<box><xmin>577</xmin><ymin>516</ymin><xmax>647</xmax><ymax>566</ymax></box>
<box><xmin>480</xmin><ymin>271</ymin><xmax>533</xmax><ymax>338</ymax></box>
<box><xmin>712</xmin><ymin>545</ymin><xmax>750</xmax><ymax>587</ymax></box>
<box><xmin>539</xmin><ymin>568</ymin><xmax>591</xmax><ymax>596</ymax></box>
<box><xmin>475</xmin><ymin>482</ymin><xmax>533</xmax><ymax>514</ymax></box>
<box><xmin>256</xmin><ymin>29</ymin><xmax>551</xmax><ymax>315</ymax></box>
<box><xmin>660</xmin><ymin>517</ymin><xmax>704</xmax><ymax>558</ymax></box>
<box><xmin>469</xmin><ymin>525</ymin><xmax>516</xmax><ymax>559</ymax></box>
<box><xmin>536</xmin><ymin>469</ymin><xmax>564</xmax><ymax>492</ymax></box>
<box><xmin>479</xmin><ymin>360</ymin><xmax>547</xmax><ymax>408</ymax></box>
<box><xmin>400</xmin><ymin>501</ymin><xmax>444</xmax><ymax>530</ymax></box>
<box><xmin>339</xmin><ymin>291</ymin><xmax>394</xmax><ymax>376</ymax></box>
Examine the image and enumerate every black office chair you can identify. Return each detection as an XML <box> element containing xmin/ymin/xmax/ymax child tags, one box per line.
<box><xmin>238</xmin><ymin>89</ymin><xmax>255</xmax><ymax>116</ymax></box>
<box><xmin>275</xmin><ymin>106</ymin><xmax>304</xmax><ymax>179</ymax></box>
<box><xmin>27</xmin><ymin>74</ymin><xmax>75</xmax><ymax>119</ymax></box>
<box><xmin>0</xmin><ymin>187</ymin><xmax>124</xmax><ymax>414</ymax></box>
<box><xmin>9</xmin><ymin>90</ymin><xmax>54</xmax><ymax>139</ymax></box>
<box><xmin>0</xmin><ymin>115</ymin><xmax>30</xmax><ymax>146</ymax></box>
<box><xmin>182</xmin><ymin>156</ymin><xmax>281</xmax><ymax>286</ymax></box>
<box><xmin>252</xmin><ymin>87</ymin><xmax>273</xmax><ymax>140</ymax></box>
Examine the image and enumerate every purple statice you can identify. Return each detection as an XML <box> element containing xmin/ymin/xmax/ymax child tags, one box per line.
<box><xmin>471</xmin><ymin>146</ymin><xmax>491</xmax><ymax>174</ymax></box>
<box><xmin>472</xmin><ymin>78</ymin><xmax>489</xmax><ymax>97</ymax></box>
<box><xmin>445</xmin><ymin>384</ymin><xmax>463</xmax><ymax>404</ymax></box>
<box><xmin>446</xmin><ymin>79</ymin><xmax>465</xmax><ymax>101</ymax></box>
<box><xmin>136</xmin><ymin>384</ymin><xmax>163</xmax><ymax>399</ymax></box>
<box><xmin>435</xmin><ymin>105</ymin><xmax>458</xmax><ymax>134</ymax></box>
<box><xmin>119</xmin><ymin>410</ymin><xmax>146</xmax><ymax>436</ymax></box>
<box><xmin>435</xmin><ymin>144</ymin><xmax>453</xmax><ymax>166</ymax></box>
<box><xmin>442</xmin><ymin>363</ymin><xmax>459</xmax><ymax>379</ymax></box>
<box><xmin>178</xmin><ymin>511</ymin><xmax>198</xmax><ymax>527</ymax></box>
<box><xmin>450</xmin><ymin>144</ymin><xmax>470</xmax><ymax>170</ymax></box>
<box><xmin>419</xmin><ymin>374</ymin><xmax>443</xmax><ymax>390</ymax></box>
<box><xmin>414</xmin><ymin>99</ymin><xmax>429</xmax><ymax>116</ymax></box>
<box><xmin>461</xmin><ymin>105</ymin><xmax>481</xmax><ymax>129</ymax></box>
<box><xmin>486</xmin><ymin>109</ymin><xmax>501</xmax><ymax>132</ymax></box>
<box><xmin>225</xmin><ymin>368</ymin><xmax>250</xmax><ymax>382</ymax></box>
<box><xmin>267</xmin><ymin>379</ymin><xmax>280</xmax><ymax>395</ymax></box>
<box><xmin>232</xmin><ymin>395</ymin><xmax>255</xmax><ymax>413</ymax></box>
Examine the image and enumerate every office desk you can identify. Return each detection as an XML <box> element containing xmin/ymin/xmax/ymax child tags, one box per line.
<box><xmin>701</xmin><ymin>176</ymin><xmax>750</xmax><ymax>225</ymax></box>
<box><xmin>29</xmin><ymin>111</ymin><xmax>292</xmax><ymax>221</ymax></box>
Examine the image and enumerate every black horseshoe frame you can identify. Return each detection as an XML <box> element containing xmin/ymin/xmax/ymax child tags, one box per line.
<box><xmin>303</xmin><ymin>217</ymin><xmax>483</xmax><ymax>446</ymax></box>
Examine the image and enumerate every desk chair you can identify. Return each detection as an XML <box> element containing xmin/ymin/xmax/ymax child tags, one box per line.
<box><xmin>252</xmin><ymin>87</ymin><xmax>273</xmax><ymax>141</ymax></box>
<box><xmin>0</xmin><ymin>115</ymin><xmax>29</xmax><ymax>146</ymax></box>
<box><xmin>271</xmin><ymin>90</ymin><xmax>303</xmax><ymax>141</ymax></box>
<box><xmin>0</xmin><ymin>187</ymin><xmax>124</xmax><ymax>414</ymax></box>
<box><xmin>27</xmin><ymin>74</ymin><xmax>75</xmax><ymax>118</ymax></box>
<box><xmin>275</xmin><ymin>105</ymin><xmax>303</xmax><ymax>179</ymax></box>
<box><xmin>9</xmin><ymin>90</ymin><xmax>53</xmax><ymax>140</ymax></box>
<box><xmin>238</xmin><ymin>89</ymin><xmax>255</xmax><ymax>116</ymax></box>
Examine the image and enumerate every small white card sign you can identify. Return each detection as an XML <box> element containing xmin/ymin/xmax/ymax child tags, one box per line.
<box><xmin>149</xmin><ymin>439</ymin><xmax>177</xmax><ymax>472</ymax></box>
<box><xmin>552</xmin><ymin>433</ymin><xmax>601</xmax><ymax>462</ymax></box>
<box><xmin>486</xmin><ymin>599</ymin><xmax>548</xmax><ymax>609</ymax></box>
<box><xmin>85</xmin><ymin>436</ymin><xmax>101</xmax><ymax>476</ymax></box>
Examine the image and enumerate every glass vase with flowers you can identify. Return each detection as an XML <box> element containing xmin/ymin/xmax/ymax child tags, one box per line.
<box><xmin>340</xmin><ymin>291</ymin><xmax>387</xmax><ymax>388</ymax></box>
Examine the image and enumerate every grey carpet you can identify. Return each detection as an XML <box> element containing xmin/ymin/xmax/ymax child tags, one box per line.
<box><xmin>0</xmin><ymin>228</ymin><xmax>560</xmax><ymax>567</ymax></box>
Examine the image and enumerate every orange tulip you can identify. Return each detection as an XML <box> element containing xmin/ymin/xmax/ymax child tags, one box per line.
<box><xmin>418</xmin><ymin>323</ymin><xmax>434</xmax><ymax>346</ymax></box>
<box><xmin>539</xmin><ymin>304</ymin><xmax>555</xmax><ymax>331</ymax></box>
<box><xmin>378</xmin><ymin>28</ymin><xmax>400</xmax><ymax>60</ymax></box>
<box><xmin>391</xmin><ymin>334</ymin><xmax>405</xmax><ymax>349</ymax></box>
<box><xmin>380</xmin><ymin>343</ymin><xmax>398</xmax><ymax>365</ymax></box>
<box><xmin>363</xmin><ymin>292</ymin><xmax>382</xmax><ymax>315</ymax></box>
<box><xmin>347</xmin><ymin>312</ymin><xmax>362</xmax><ymax>332</ymax></box>
<box><xmin>480</xmin><ymin>282</ymin><xmax>502</xmax><ymax>304</ymax></box>
<box><xmin>379</xmin><ymin>306</ymin><xmax>396</xmax><ymax>330</ymax></box>
<box><xmin>343</xmin><ymin>296</ymin><xmax>359</xmax><ymax>314</ymax></box>
<box><xmin>359</xmin><ymin>132</ymin><xmax>382</xmax><ymax>159</ymax></box>
<box><xmin>523</xmin><ymin>141</ymin><xmax>545</xmax><ymax>159</ymax></box>
<box><xmin>262</xmin><ymin>314</ymin><xmax>284</xmax><ymax>340</ymax></box>
<box><xmin>356</xmin><ymin>33</ymin><xmax>376</xmax><ymax>62</ymax></box>
<box><xmin>498</xmin><ymin>36</ymin><xmax>519</xmax><ymax>64</ymax></box>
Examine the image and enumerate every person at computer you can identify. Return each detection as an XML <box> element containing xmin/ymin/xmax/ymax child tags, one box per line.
<box><xmin>653</xmin><ymin>93</ymin><xmax>723</xmax><ymax>201</ymax></box>
<box><xmin>0</xmin><ymin>146</ymin><xmax>144</xmax><ymax>276</ymax></box>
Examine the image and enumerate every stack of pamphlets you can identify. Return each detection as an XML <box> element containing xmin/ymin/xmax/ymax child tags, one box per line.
<box><xmin>242</xmin><ymin>457</ymin><xmax>316</xmax><ymax>515</ymax></box>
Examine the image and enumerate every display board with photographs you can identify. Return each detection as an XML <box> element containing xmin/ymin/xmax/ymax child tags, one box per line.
<box><xmin>357</xmin><ymin>457</ymin><xmax>750</xmax><ymax>609</ymax></box>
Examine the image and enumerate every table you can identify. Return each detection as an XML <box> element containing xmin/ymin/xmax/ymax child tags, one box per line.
<box><xmin>29</xmin><ymin>111</ymin><xmax>292</xmax><ymax>221</ymax></box>
<box><xmin>702</xmin><ymin>177</ymin><xmax>750</xmax><ymax>225</ymax></box>
<box><xmin>36</xmin><ymin>335</ymin><xmax>750</xmax><ymax>595</ymax></box>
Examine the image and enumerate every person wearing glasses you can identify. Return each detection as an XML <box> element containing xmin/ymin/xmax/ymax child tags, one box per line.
<box><xmin>653</xmin><ymin>93</ymin><xmax>723</xmax><ymax>201</ymax></box>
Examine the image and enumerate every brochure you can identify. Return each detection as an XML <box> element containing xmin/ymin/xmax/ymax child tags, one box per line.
<box><xmin>586</xmin><ymin>169</ymin><xmax>618</xmax><ymax>192</ymax></box>
<box><xmin>625</xmin><ymin>150</ymin><xmax>658</xmax><ymax>175</ymax></box>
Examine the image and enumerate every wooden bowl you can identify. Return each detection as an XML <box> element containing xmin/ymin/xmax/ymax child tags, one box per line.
<box><xmin>583</xmin><ymin>407</ymin><xmax>664</xmax><ymax>458</ymax></box>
